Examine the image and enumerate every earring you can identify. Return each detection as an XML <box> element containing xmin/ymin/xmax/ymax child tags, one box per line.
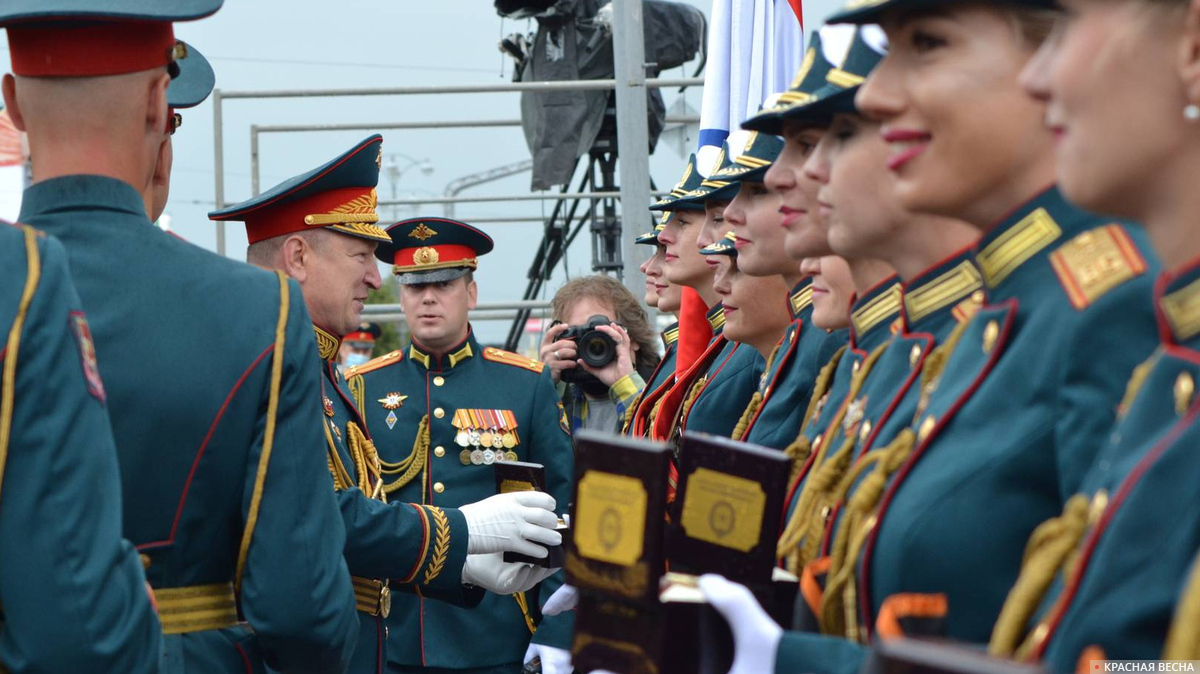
<box><xmin>1186</xmin><ymin>103</ymin><xmax>1200</xmax><ymax>122</ymax></box>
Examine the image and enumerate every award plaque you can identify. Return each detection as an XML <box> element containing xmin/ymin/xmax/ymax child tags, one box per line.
<box><xmin>494</xmin><ymin>460</ymin><xmax>567</xmax><ymax>568</ymax></box>
<box><xmin>861</xmin><ymin>638</ymin><xmax>1049</xmax><ymax>674</ymax></box>
<box><xmin>668</xmin><ymin>432</ymin><xmax>791</xmax><ymax>582</ymax></box>
<box><xmin>567</xmin><ymin>430</ymin><xmax>675</xmax><ymax>674</ymax></box>
<box><xmin>565</xmin><ymin>430</ymin><xmax>672</xmax><ymax>605</ymax></box>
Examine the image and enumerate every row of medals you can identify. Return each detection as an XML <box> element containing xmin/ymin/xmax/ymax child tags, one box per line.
<box><xmin>456</xmin><ymin>428</ymin><xmax>518</xmax><ymax>466</ymax></box>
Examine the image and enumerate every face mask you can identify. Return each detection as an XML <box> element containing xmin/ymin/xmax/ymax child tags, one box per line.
<box><xmin>344</xmin><ymin>352</ymin><xmax>370</xmax><ymax>368</ymax></box>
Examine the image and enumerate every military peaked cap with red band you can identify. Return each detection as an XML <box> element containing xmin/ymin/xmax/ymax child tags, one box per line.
<box><xmin>208</xmin><ymin>135</ymin><xmax>389</xmax><ymax>245</ymax></box>
<box><xmin>0</xmin><ymin>0</ymin><xmax>222</xmax><ymax>78</ymax></box>
<box><xmin>344</xmin><ymin>322</ymin><xmax>382</xmax><ymax>345</ymax></box>
<box><xmin>376</xmin><ymin>217</ymin><xmax>495</xmax><ymax>285</ymax></box>
<box><xmin>168</xmin><ymin>41</ymin><xmax>214</xmax><ymax>109</ymax></box>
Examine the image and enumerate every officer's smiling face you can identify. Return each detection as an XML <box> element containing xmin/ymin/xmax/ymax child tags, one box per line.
<box><xmin>1020</xmin><ymin>0</ymin><xmax>1186</xmax><ymax>232</ymax></box>
<box><xmin>400</xmin><ymin>275</ymin><xmax>477</xmax><ymax>354</ymax></box>
<box><xmin>660</xmin><ymin>209</ymin><xmax>714</xmax><ymax>289</ymax></box>
<box><xmin>726</xmin><ymin>179</ymin><xmax>795</xmax><ymax>279</ymax></box>
<box><xmin>715</xmin><ymin>258</ymin><xmax>792</xmax><ymax>355</ymax></box>
<box><xmin>858</xmin><ymin>6</ymin><xmax>1056</xmax><ymax>228</ymax></box>
<box><xmin>304</xmin><ymin>232</ymin><xmax>382</xmax><ymax>336</ymax></box>
<box><xmin>767</xmin><ymin>121</ymin><xmax>833</xmax><ymax>262</ymax></box>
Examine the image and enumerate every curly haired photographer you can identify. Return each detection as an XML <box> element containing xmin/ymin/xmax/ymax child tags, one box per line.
<box><xmin>539</xmin><ymin>275</ymin><xmax>661</xmax><ymax>434</ymax></box>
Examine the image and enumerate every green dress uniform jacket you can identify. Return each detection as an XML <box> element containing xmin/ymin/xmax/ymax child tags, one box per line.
<box><xmin>20</xmin><ymin>175</ymin><xmax>359</xmax><ymax>674</ymax></box>
<box><xmin>739</xmin><ymin>279</ymin><xmax>848</xmax><ymax>449</ymax></box>
<box><xmin>679</xmin><ymin>308</ymin><xmax>767</xmax><ymax>439</ymax></box>
<box><xmin>780</xmin><ymin>278</ymin><xmax>903</xmax><ymax>528</ymax></box>
<box><xmin>315</xmin><ymin>327</ymin><xmax>472</xmax><ymax>674</ymax></box>
<box><xmin>780</xmin><ymin>251</ymin><xmax>984</xmax><ymax>624</ymax></box>
<box><xmin>773</xmin><ymin>187</ymin><xmax>1160</xmax><ymax>674</ymax></box>
<box><xmin>988</xmin><ymin>259</ymin><xmax>1200</xmax><ymax>669</ymax></box>
<box><xmin>624</xmin><ymin>324</ymin><xmax>679</xmax><ymax>437</ymax></box>
<box><xmin>0</xmin><ymin>223</ymin><xmax>161</xmax><ymax>673</ymax></box>
<box><xmin>347</xmin><ymin>332</ymin><xmax>574</xmax><ymax>671</ymax></box>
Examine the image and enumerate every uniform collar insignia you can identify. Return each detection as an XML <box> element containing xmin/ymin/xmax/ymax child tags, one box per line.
<box><xmin>408</xmin><ymin>334</ymin><xmax>476</xmax><ymax>371</ymax></box>
<box><xmin>662</xmin><ymin>322</ymin><xmax>680</xmax><ymax>347</ymax></box>
<box><xmin>313</xmin><ymin>325</ymin><xmax>341</xmax><ymax>362</ymax></box>
<box><xmin>850</xmin><ymin>279</ymin><xmax>903</xmax><ymax>341</ymax></box>
<box><xmin>974</xmin><ymin>188</ymin><xmax>1086</xmax><ymax>290</ymax></box>
<box><xmin>1160</xmin><ymin>265</ymin><xmax>1200</xmax><ymax>344</ymax></box>
<box><xmin>903</xmin><ymin>257</ymin><xmax>984</xmax><ymax>326</ymax></box>
<box><xmin>790</xmin><ymin>278</ymin><xmax>814</xmax><ymax>318</ymax></box>
<box><xmin>706</xmin><ymin>303</ymin><xmax>727</xmax><ymax>334</ymax></box>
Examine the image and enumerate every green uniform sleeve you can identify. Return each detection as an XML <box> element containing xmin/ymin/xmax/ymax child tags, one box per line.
<box><xmin>237</xmin><ymin>280</ymin><xmax>359</xmax><ymax>674</ymax></box>
<box><xmin>0</xmin><ymin>235</ymin><xmax>162</xmax><ymax>673</ymax></box>
<box><xmin>773</xmin><ymin>630</ymin><xmax>866</xmax><ymax>674</ymax></box>
<box><xmin>1053</xmin><ymin>274</ymin><xmax>1159</xmax><ymax>499</ymax></box>
<box><xmin>337</xmin><ymin>489</ymin><xmax>471</xmax><ymax>599</ymax></box>
<box><xmin>530</xmin><ymin>367</ymin><xmax>577</xmax><ymax>649</ymax></box>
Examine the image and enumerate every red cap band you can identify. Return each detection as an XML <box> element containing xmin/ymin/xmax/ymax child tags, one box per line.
<box><xmin>8</xmin><ymin>22</ymin><xmax>177</xmax><ymax>77</ymax></box>
<box><xmin>344</xmin><ymin>331</ymin><xmax>376</xmax><ymax>343</ymax></box>
<box><xmin>393</xmin><ymin>244</ymin><xmax>477</xmax><ymax>270</ymax></box>
<box><xmin>242</xmin><ymin>187</ymin><xmax>373</xmax><ymax>244</ymax></box>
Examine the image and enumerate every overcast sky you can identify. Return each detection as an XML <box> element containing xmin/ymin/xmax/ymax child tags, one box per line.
<box><xmin>3</xmin><ymin>0</ymin><xmax>843</xmax><ymax>344</ymax></box>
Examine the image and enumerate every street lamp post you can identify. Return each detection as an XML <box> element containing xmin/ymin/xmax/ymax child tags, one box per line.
<box><xmin>383</xmin><ymin>152</ymin><xmax>435</xmax><ymax>220</ymax></box>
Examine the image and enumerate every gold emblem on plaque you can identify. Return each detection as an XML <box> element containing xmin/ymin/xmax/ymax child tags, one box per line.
<box><xmin>679</xmin><ymin>468</ymin><xmax>765</xmax><ymax>553</ymax></box>
<box><xmin>574</xmin><ymin>471</ymin><xmax>647</xmax><ymax>567</ymax></box>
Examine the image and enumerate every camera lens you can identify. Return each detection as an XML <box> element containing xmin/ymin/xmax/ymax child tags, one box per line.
<box><xmin>578</xmin><ymin>330</ymin><xmax>616</xmax><ymax>368</ymax></box>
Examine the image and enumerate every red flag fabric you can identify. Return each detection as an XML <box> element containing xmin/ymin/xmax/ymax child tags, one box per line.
<box><xmin>675</xmin><ymin>288</ymin><xmax>713</xmax><ymax>375</ymax></box>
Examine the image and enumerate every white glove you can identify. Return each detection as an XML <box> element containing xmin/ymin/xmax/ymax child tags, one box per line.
<box><xmin>523</xmin><ymin>643</ymin><xmax>573</xmax><ymax>674</ymax></box>
<box><xmin>542</xmin><ymin>583</ymin><xmax>579</xmax><ymax>616</ymax></box>
<box><xmin>461</xmin><ymin>553</ymin><xmax>558</xmax><ymax>594</ymax></box>
<box><xmin>460</xmin><ymin>491</ymin><xmax>561</xmax><ymax>558</ymax></box>
<box><xmin>698</xmin><ymin>574</ymin><xmax>782</xmax><ymax>674</ymax></box>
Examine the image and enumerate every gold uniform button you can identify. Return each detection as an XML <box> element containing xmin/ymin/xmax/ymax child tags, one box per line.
<box><xmin>971</xmin><ymin>290</ymin><xmax>986</xmax><ymax>304</ymax></box>
<box><xmin>918</xmin><ymin>416</ymin><xmax>936</xmax><ymax>443</ymax></box>
<box><xmin>434</xmin><ymin>376</ymin><xmax>445</xmax><ymax>387</ymax></box>
<box><xmin>434</xmin><ymin>446</ymin><xmax>445</xmax><ymax>458</ymax></box>
<box><xmin>982</xmin><ymin>320</ymin><xmax>999</xmax><ymax>354</ymax></box>
<box><xmin>859</xmin><ymin>420</ymin><xmax>872</xmax><ymax>443</ymax></box>
<box><xmin>434</xmin><ymin>407</ymin><xmax>445</xmax><ymax>419</ymax></box>
<box><xmin>434</xmin><ymin>482</ymin><xmax>445</xmax><ymax>494</ymax></box>
<box><xmin>1175</xmin><ymin>372</ymin><xmax>1194</xmax><ymax>417</ymax></box>
<box><xmin>909</xmin><ymin>345</ymin><xmax>922</xmax><ymax>368</ymax></box>
<box><xmin>852</xmin><ymin>360</ymin><xmax>861</xmax><ymax>374</ymax></box>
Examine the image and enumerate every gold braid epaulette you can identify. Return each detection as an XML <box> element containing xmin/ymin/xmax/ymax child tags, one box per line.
<box><xmin>422</xmin><ymin>506</ymin><xmax>451</xmax><ymax>585</ymax></box>
<box><xmin>793</xmin><ymin>343</ymin><xmax>890</xmax><ymax>570</ymax></box>
<box><xmin>483</xmin><ymin>347</ymin><xmax>546</xmax><ymax>374</ymax></box>
<box><xmin>732</xmin><ymin>341</ymin><xmax>783</xmax><ymax>442</ymax></box>
<box><xmin>819</xmin><ymin>318</ymin><xmax>971</xmax><ymax>641</ymax></box>
<box><xmin>379</xmin><ymin>414</ymin><xmax>429</xmax><ymax>494</ymax></box>
<box><xmin>988</xmin><ymin>495</ymin><xmax>1090</xmax><ymax>657</ymax></box>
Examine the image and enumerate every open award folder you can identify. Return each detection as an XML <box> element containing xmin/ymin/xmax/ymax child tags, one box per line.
<box><xmin>494</xmin><ymin>459</ymin><xmax>569</xmax><ymax>567</ymax></box>
<box><xmin>566</xmin><ymin>429</ymin><xmax>798</xmax><ymax>674</ymax></box>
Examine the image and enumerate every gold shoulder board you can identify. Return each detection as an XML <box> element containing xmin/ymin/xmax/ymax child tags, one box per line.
<box><xmin>482</xmin><ymin>347</ymin><xmax>545</xmax><ymax>374</ymax></box>
<box><xmin>346</xmin><ymin>349</ymin><xmax>404</xmax><ymax>378</ymax></box>
<box><xmin>1050</xmin><ymin>224</ymin><xmax>1148</xmax><ymax>311</ymax></box>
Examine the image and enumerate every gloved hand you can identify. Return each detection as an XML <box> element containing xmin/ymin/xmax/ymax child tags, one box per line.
<box><xmin>523</xmin><ymin>643</ymin><xmax>573</xmax><ymax>674</ymax></box>
<box><xmin>461</xmin><ymin>553</ymin><xmax>558</xmax><ymax>594</ymax></box>
<box><xmin>698</xmin><ymin>574</ymin><xmax>782</xmax><ymax>674</ymax></box>
<box><xmin>460</xmin><ymin>491</ymin><xmax>561</xmax><ymax>558</ymax></box>
<box><xmin>542</xmin><ymin>583</ymin><xmax>579</xmax><ymax>616</ymax></box>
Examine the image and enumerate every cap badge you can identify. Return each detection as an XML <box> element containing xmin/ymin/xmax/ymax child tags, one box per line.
<box><xmin>414</xmin><ymin>247</ymin><xmax>440</xmax><ymax>265</ymax></box>
<box><xmin>410</xmin><ymin>223</ymin><xmax>438</xmax><ymax>241</ymax></box>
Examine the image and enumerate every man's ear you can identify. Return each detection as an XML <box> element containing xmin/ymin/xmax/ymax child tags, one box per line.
<box><xmin>2</xmin><ymin>75</ymin><xmax>26</xmax><ymax>132</ymax></box>
<box><xmin>281</xmin><ymin>235</ymin><xmax>310</xmax><ymax>283</ymax></box>
<box><xmin>466</xmin><ymin>278</ymin><xmax>478</xmax><ymax>311</ymax></box>
<box><xmin>144</xmin><ymin>71</ymin><xmax>170</xmax><ymax>137</ymax></box>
